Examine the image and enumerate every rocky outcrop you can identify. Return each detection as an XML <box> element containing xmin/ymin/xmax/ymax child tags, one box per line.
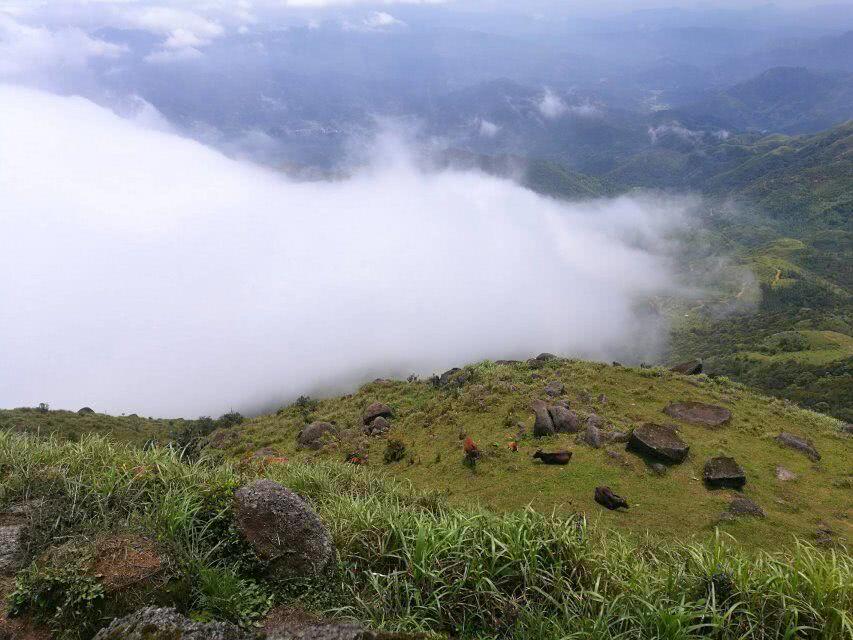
<box><xmin>670</xmin><ymin>360</ymin><xmax>703</xmax><ymax>375</ymax></box>
<box><xmin>703</xmin><ymin>457</ymin><xmax>746</xmax><ymax>489</ymax></box>
<box><xmin>233</xmin><ymin>480</ymin><xmax>333</xmax><ymax>580</ymax></box>
<box><xmin>531</xmin><ymin>400</ymin><xmax>555</xmax><ymax>437</ymax></box>
<box><xmin>363</xmin><ymin>402</ymin><xmax>393</xmax><ymax>425</ymax></box>
<box><xmin>77</xmin><ymin>407</ymin><xmax>95</xmax><ymax>415</ymax></box>
<box><xmin>627</xmin><ymin>423</ymin><xmax>689</xmax><ymax>464</ymax></box>
<box><xmin>297</xmin><ymin>422</ymin><xmax>337</xmax><ymax>450</ymax></box>
<box><xmin>664</xmin><ymin>402</ymin><xmax>731</xmax><ymax>428</ymax></box>
<box><xmin>775</xmin><ymin>432</ymin><xmax>820</xmax><ymax>461</ymax></box>
<box><xmin>93</xmin><ymin>607</ymin><xmax>252</xmax><ymax>640</ymax></box>
<box><xmin>594</xmin><ymin>486</ymin><xmax>628</xmax><ymax>511</ymax></box>
<box><xmin>547</xmin><ymin>405</ymin><xmax>581</xmax><ymax>433</ymax></box>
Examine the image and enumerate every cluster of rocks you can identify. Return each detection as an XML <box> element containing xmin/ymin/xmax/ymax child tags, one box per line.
<box><xmin>531</xmin><ymin>400</ymin><xmax>581</xmax><ymax>437</ymax></box>
<box><xmin>362</xmin><ymin>402</ymin><xmax>393</xmax><ymax>437</ymax></box>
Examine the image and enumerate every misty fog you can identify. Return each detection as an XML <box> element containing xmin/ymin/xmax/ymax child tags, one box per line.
<box><xmin>0</xmin><ymin>85</ymin><xmax>688</xmax><ymax>417</ymax></box>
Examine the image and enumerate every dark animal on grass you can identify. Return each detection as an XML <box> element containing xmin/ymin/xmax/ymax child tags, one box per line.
<box><xmin>595</xmin><ymin>486</ymin><xmax>629</xmax><ymax>510</ymax></box>
<box><xmin>532</xmin><ymin>449</ymin><xmax>572</xmax><ymax>465</ymax></box>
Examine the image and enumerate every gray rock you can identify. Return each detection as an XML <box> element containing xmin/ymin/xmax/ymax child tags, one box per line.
<box><xmin>77</xmin><ymin>406</ymin><xmax>95</xmax><ymax>415</ymax></box>
<box><xmin>842</xmin><ymin>423</ymin><xmax>853</xmax><ymax>435</ymax></box>
<box><xmin>548</xmin><ymin>405</ymin><xmax>581</xmax><ymax>433</ymax></box>
<box><xmin>297</xmin><ymin>422</ymin><xmax>337</xmax><ymax>450</ymax></box>
<box><xmin>607</xmin><ymin>430</ymin><xmax>630</xmax><ymax>444</ymax></box>
<box><xmin>0</xmin><ymin>523</ymin><xmax>26</xmax><ymax>575</ymax></box>
<box><xmin>724</xmin><ymin>497</ymin><xmax>765</xmax><ymax>519</ymax></box>
<box><xmin>544</xmin><ymin>380</ymin><xmax>565</xmax><ymax>397</ymax></box>
<box><xmin>670</xmin><ymin>360</ymin><xmax>703</xmax><ymax>375</ymax></box>
<box><xmin>597</xmin><ymin>394</ymin><xmax>608</xmax><ymax>405</ymax></box>
<box><xmin>233</xmin><ymin>479</ymin><xmax>333</xmax><ymax>580</ymax></box>
<box><xmin>93</xmin><ymin>607</ymin><xmax>252</xmax><ymax>640</ymax></box>
<box><xmin>627</xmin><ymin>423</ymin><xmax>689</xmax><ymax>464</ymax></box>
<box><xmin>775</xmin><ymin>432</ymin><xmax>820</xmax><ymax>461</ymax></box>
<box><xmin>363</xmin><ymin>416</ymin><xmax>390</xmax><ymax>437</ymax></box>
<box><xmin>531</xmin><ymin>400</ymin><xmax>555</xmax><ymax>438</ymax></box>
<box><xmin>703</xmin><ymin>456</ymin><xmax>746</xmax><ymax>489</ymax></box>
<box><xmin>578</xmin><ymin>423</ymin><xmax>603</xmax><ymax>449</ymax></box>
<box><xmin>664</xmin><ymin>402</ymin><xmax>731</xmax><ymax>428</ymax></box>
<box><xmin>363</xmin><ymin>402</ymin><xmax>393</xmax><ymax>425</ymax></box>
<box><xmin>650</xmin><ymin>463</ymin><xmax>668</xmax><ymax>476</ymax></box>
<box><xmin>775</xmin><ymin>466</ymin><xmax>797</xmax><ymax>482</ymax></box>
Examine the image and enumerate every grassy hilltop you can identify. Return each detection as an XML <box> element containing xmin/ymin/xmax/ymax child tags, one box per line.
<box><xmin>198</xmin><ymin>358</ymin><xmax>852</xmax><ymax>550</ymax></box>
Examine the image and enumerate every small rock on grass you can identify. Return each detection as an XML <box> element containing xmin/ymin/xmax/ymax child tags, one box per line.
<box><xmin>775</xmin><ymin>466</ymin><xmax>797</xmax><ymax>482</ymax></box>
<box><xmin>775</xmin><ymin>432</ymin><xmax>820</xmax><ymax>461</ymax></box>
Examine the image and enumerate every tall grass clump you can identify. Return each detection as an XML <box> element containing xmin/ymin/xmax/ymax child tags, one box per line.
<box><xmin>0</xmin><ymin>431</ymin><xmax>850</xmax><ymax>640</ymax></box>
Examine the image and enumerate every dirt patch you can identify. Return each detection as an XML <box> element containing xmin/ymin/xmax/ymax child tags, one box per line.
<box><xmin>90</xmin><ymin>534</ymin><xmax>163</xmax><ymax>592</ymax></box>
<box><xmin>0</xmin><ymin>577</ymin><xmax>52</xmax><ymax>640</ymax></box>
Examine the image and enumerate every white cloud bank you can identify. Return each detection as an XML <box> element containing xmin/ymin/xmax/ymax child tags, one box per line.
<box><xmin>0</xmin><ymin>85</ymin><xmax>687</xmax><ymax>417</ymax></box>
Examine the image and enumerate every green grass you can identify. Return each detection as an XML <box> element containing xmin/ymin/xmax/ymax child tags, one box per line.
<box><xmin>0</xmin><ymin>431</ymin><xmax>850</xmax><ymax>639</ymax></box>
<box><xmin>208</xmin><ymin>359</ymin><xmax>852</xmax><ymax>550</ymax></box>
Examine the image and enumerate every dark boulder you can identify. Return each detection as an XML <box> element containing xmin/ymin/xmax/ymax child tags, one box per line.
<box><xmin>627</xmin><ymin>423</ymin><xmax>689</xmax><ymax>464</ymax></box>
<box><xmin>703</xmin><ymin>456</ymin><xmax>746</xmax><ymax>489</ymax></box>
<box><xmin>664</xmin><ymin>402</ymin><xmax>731</xmax><ymax>428</ymax></box>
<box><xmin>544</xmin><ymin>380</ymin><xmax>565</xmax><ymax>397</ymax></box>
<box><xmin>775</xmin><ymin>432</ymin><xmax>820</xmax><ymax>461</ymax></box>
<box><xmin>93</xmin><ymin>607</ymin><xmax>251</xmax><ymax>640</ymax></box>
<box><xmin>670</xmin><ymin>360</ymin><xmax>703</xmax><ymax>375</ymax></box>
<box><xmin>362</xmin><ymin>402</ymin><xmax>393</xmax><ymax>425</ymax></box>
<box><xmin>594</xmin><ymin>486</ymin><xmax>628</xmax><ymax>511</ymax></box>
<box><xmin>531</xmin><ymin>400</ymin><xmax>555</xmax><ymax>438</ymax></box>
<box><xmin>233</xmin><ymin>479</ymin><xmax>333</xmax><ymax>580</ymax></box>
<box><xmin>77</xmin><ymin>406</ymin><xmax>95</xmax><ymax>415</ymax></box>
<box><xmin>548</xmin><ymin>405</ymin><xmax>581</xmax><ymax>433</ymax></box>
<box><xmin>297</xmin><ymin>422</ymin><xmax>337</xmax><ymax>450</ymax></box>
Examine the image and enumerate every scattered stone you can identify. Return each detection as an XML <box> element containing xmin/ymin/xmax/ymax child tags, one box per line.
<box><xmin>527</xmin><ymin>353</ymin><xmax>557</xmax><ymax>368</ymax></box>
<box><xmin>548</xmin><ymin>405</ymin><xmax>581</xmax><ymax>433</ymax></box>
<box><xmin>724</xmin><ymin>497</ymin><xmax>765</xmax><ymax>519</ymax></box>
<box><xmin>664</xmin><ymin>402</ymin><xmax>731</xmax><ymax>428</ymax></box>
<box><xmin>233</xmin><ymin>479</ymin><xmax>334</xmax><ymax>580</ymax></box>
<box><xmin>362</xmin><ymin>402</ymin><xmax>393</xmax><ymax>425</ymax></box>
<box><xmin>297</xmin><ymin>422</ymin><xmax>337</xmax><ymax>450</ymax></box>
<box><xmin>554</xmin><ymin>399</ymin><xmax>571</xmax><ymax>409</ymax></box>
<box><xmin>650</xmin><ymin>463</ymin><xmax>667</xmax><ymax>476</ymax></box>
<box><xmin>77</xmin><ymin>407</ymin><xmax>95</xmax><ymax>415</ymax></box>
<box><xmin>544</xmin><ymin>380</ymin><xmax>565</xmax><ymax>397</ymax></box>
<box><xmin>703</xmin><ymin>456</ymin><xmax>746</xmax><ymax>489</ymax></box>
<box><xmin>605</xmin><ymin>449</ymin><xmax>630</xmax><ymax>467</ymax></box>
<box><xmin>578</xmin><ymin>422</ymin><xmax>603</xmax><ymax>449</ymax></box>
<box><xmin>586</xmin><ymin>413</ymin><xmax>605</xmax><ymax>429</ymax></box>
<box><xmin>438</xmin><ymin>368</ymin><xmax>470</xmax><ymax>387</ymax></box>
<box><xmin>363</xmin><ymin>416</ymin><xmax>391</xmax><ymax>437</ymax></box>
<box><xmin>532</xmin><ymin>449</ymin><xmax>572</xmax><ymax>465</ymax></box>
<box><xmin>597</xmin><ymin>394</ymin><xmax>608</xmax><ymax>405</ymax></box>
<box><xmin>531</xmin><ymin>400</ymin><xmax>555</xmax><ymax>438</ymax></box>
<box><xmin>815</xmin><ymin>523</ymin><xmax>834</xmax><ymax>546</ymax></box>
<box><xmin>775</xmin><ymin>466</ymin><xmax>797</xmax><ymax>482</ymax></box>
<box><xmin>775</xmin><ymin>432</ymin><xmax>820</xmax><ymax>461</ymax></box>
<box><xmin>594</xmin><ymin>486</ymin><xmax>628</xmax><ymax>511</ymax></box>
<box><xmin>670</xmin><ymin>360</ymin><xmax>703</xmax><ymax>375</ymax></box>
<box><xmin>627</xmin><ymin>423</ymin><xmax>689</xmax><ymax>464</ymax></box>
<box><xmin>93</xmin><ymin>607</ymin><xmax>251</xmax><ymax>640</ymax></box>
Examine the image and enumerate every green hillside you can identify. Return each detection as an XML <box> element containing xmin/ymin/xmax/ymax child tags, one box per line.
<box><xmin>200</xmin><ymin>358</ymin><xmax>852</xmax><ymax>550</ymax></box>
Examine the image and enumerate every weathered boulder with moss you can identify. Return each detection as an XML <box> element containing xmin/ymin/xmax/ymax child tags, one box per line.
<box><xmin>531</xmin><ymin>400</ymin><xmax>555</xmax><ymax>437</ymax></box>
<box><xmin>93</xmin><ymin>607</ymin><xmax>253</xmax><ymax>640</ymax></box>
<box><xmin>664</xmin><ymin>402</ymin><xmax>731</xmax><ymax>428</ymax></box>
<box><xmin>297</xmin><ymin>422</ymin><xmax>337</xmax><ymax>450</ymax></box>
<box><xmin>233</xmin><ymin>479</ymin><xmax>333</xmax><ymax>580</ymax></box>
<box><xmin>627</xmin><ymin>423</ymin><xmax>689</xmax><ymax>464</ymax></box>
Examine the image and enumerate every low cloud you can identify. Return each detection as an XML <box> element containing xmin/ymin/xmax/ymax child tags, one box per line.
<box><xmin>537</xmin><ymin>88</ymin><xmax>567</xmax><ymax>119</ymax></box>
<box><xmin>0</xmin><ymin>85</ymin><xmax>689</xmax><ymax>417</ymax></box>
